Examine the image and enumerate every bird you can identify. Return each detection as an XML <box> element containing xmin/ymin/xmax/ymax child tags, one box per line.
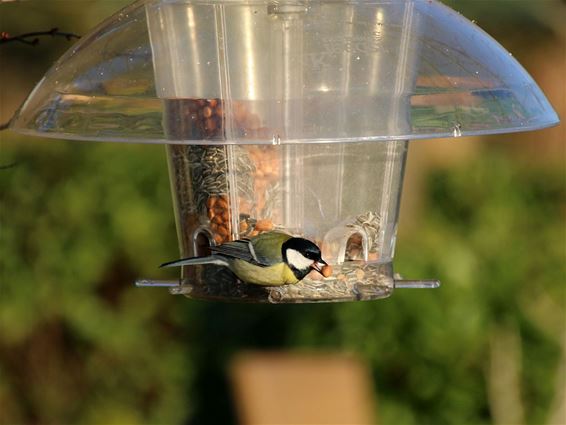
<box><xmin>160</xmin><ymin>231</ymin><xmax>327</xmax><ymax>286</ymax></box>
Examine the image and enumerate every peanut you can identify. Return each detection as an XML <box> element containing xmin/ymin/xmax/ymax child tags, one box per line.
<box><xmin>217</xmin><ymin>225</ymin><xmax>229</xmax><ymax>237</ymax></box>
<box><xmin>368</xmin><ymin>252</ymin><xmax>380</xmax><ymax>261</ymax></box>
<box><xmin>217</xmin><ymin>197</ymin><xmax>229</xmax><ymax>209</ymax></box>
<box><xmin>206</xmin><ymin>196</ymin><xmax>217</xmax><ymax>209</ymax></box>
<box><xmin>321</xmin><ymin>265</ymin><xmax>333</xmax><ymax>278</ymax></box>
<box><xmin>255</xmin><ymin>219</ymin><xmax>273</xmax><ymax>232</ymax></box>
<box><xmin>205</xmin><ymin>118</ymin><xmax>216</xmax><ymax>131</ymax></box>
<box><xmin>202</xmin><ymin>106</ymin><xmax>213</xmax><ymax>118</ymax></box>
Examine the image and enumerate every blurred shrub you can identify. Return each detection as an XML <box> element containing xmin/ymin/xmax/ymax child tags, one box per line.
<box><xmin>282</xmin><ymin>150</ymin><xmax>564</xmax><ymax>425</ymax></box>
<box><xmin>1</xmin><ymin>116</ymin><xmax>563</xmax><ymax>425</ymax></box>
<box><xmin>0</xmin><ymin>139</ymin><xmax>190</xmax><ymax>425</ymax></box>
<box><xmin>0</xmin><ymin>1</ymin><xmax>563</xmax><ymax>424</ymax></box>
<box><xmin>175</xmin><ymin>149</ymin><xmax>564</xmax><ymax>425</ymax></box>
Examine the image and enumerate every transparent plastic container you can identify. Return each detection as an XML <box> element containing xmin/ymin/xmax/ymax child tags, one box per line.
<box><xmin>10</xmin><ymin>0</ymin><xmax>559</xmax><ymax>302</ymax></box>
<box><xmin>10</xmin><ymin>0</ymin><xmax>559</xmax><ymax>143</ymax></box>
<box><xmin>165</xmin><ymin>127</ymin><xmax>408</xmax><ymax>302</ymax></box>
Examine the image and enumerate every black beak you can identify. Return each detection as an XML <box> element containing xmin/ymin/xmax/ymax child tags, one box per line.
<box><xmin>311</xmin><ymin>258</ymin><xmax>327</xmax><ymax>275</ymax></box>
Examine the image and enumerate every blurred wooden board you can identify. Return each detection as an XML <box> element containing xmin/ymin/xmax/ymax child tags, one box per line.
<box><xmin>231</xmin><ymin>352</ymin><xmax>375</xmax><ymax>425</ymax></box>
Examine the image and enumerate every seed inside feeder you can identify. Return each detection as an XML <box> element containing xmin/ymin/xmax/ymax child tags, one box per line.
<box><xmin>164</xmin><ymin>98</ymin><xmax>403</xmax><ymax>302</ymax></box>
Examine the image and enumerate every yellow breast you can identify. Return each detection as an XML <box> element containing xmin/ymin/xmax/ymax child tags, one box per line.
<box><xmin>231</xmin><ymin>260</ymin><xmax>299</xmax><ymax>286</ymax></box>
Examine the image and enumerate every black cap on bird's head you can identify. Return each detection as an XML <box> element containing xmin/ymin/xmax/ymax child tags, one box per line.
<box><xmin>282</xmin><ymin>237</ymin><xmax>327</xmax><ymax>281</ymax></box>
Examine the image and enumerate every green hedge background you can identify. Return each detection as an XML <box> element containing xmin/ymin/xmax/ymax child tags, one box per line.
<box><xmin>1</xmin><ymin>1</ymin><xmax>564</xmax><ymax>424</ymax></box>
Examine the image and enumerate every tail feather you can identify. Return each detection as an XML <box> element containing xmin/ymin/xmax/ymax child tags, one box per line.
<box><xmin>159</xmin><ymin>255</ymin><xmax>229</xmax><ymax>268</ymax></box>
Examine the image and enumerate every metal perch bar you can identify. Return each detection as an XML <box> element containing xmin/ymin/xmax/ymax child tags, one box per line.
<box><xmin>135</xmin><ymin>279</ymin><xmax>181</xmax><ymax>287</ymax></box>
<box><xmin>394</xmin><ymin>279</ymin><xmax>440</xmax><ymax>289</ymax></box>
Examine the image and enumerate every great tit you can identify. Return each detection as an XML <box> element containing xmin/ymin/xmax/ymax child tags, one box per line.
<box><xmin>160</xmin><ymin>231</ymin><xmax>327</xmax><ymax>286</ymax></box>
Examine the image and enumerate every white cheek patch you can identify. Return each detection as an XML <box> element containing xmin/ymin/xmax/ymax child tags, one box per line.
<box><xmin>286</xmin><ymin>248</ymin><xmax>314</xmax><ymax>270</ymax></box>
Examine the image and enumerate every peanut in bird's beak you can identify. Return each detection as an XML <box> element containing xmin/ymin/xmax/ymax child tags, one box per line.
<box><xmin>311</xmin><ymin>259</ymin><xmax>328</xmax><ymax>276</ymax></box>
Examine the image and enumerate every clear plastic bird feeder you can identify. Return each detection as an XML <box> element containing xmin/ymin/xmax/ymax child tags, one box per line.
<box><xmin>11</xmin><ymin>0</ymin><xmax>559</xmax><ymax>302</ymax></box>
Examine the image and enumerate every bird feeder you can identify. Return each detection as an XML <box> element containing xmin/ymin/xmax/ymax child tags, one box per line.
<box><xmin>10</xmin><ymin>0</ymin><xmax>559</xmax><ymax>303</ymax></box>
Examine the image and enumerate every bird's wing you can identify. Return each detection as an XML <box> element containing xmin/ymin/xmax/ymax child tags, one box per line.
<box><xmin>160</xmin><ymin>255</ymin><xmax>228</xmax><ymax>268</ymax></box>
<box><xmin>210</xmin><ymin>239</ymin><xmax>272</xmax><ymax>266</ymax></box>
<box><xmin>250</xmin><ymin>231</ymin><xmax>292</xmax><ymax>264</ymax></box>
<box><xmin>211</xmin><ymin>232</ymin><xmax>292</xmax><ymax>266</ymax></box>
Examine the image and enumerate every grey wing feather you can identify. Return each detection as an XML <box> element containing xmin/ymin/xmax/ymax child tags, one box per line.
<box><xmin>210</xmin><ymin>239</ymin><xmax>276</xmax><ymax>266</ymax></box>
<box><xmin>160</xmin><ymin>255</ymin><xmax>229</xmax><ymax>268</ymax></box>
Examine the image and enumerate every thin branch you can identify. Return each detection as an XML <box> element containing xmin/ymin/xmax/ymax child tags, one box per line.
<box><xmin>0</xmin><ymin>27</ymin><xmax>81</xmax><ymax>133</ymax></box>
<box><xmin>0</xmin><ymin>28</ymin><xmax>80</xmax><ymax>46</ymax></box>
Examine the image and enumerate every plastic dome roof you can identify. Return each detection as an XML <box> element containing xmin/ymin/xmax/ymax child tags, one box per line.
<box><xmin>10</xmin><ymin>0</ymin><xmax>559</xmax><ymax>144</ymax></box>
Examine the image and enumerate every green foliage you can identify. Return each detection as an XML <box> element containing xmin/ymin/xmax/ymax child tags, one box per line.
<box><xmin>1</xmin><ymin>135</ymin><xmax>564</xmax><ymax>425</ymax></box>
<box><xmin>0</xmin><ymin>139</ymin><xmax>190</xmax><ymax>425</ymax></box>
<box><xmin>1</xmin><ymin>1</ymin><xmax>563</xmax><ymax>424</ymax></box>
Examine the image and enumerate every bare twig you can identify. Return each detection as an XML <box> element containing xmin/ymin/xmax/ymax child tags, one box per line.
<box><xmin>0</xmin><ymin>27</ymin><xmax>81</xmax><ymax>132</ymax></box>
<box><xmin>0</xmin><ymin>28</ymin><xmax>80</xmax><ymax>46</ymax></box>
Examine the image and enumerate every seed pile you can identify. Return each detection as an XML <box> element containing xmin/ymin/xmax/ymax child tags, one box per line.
<box><xmin>171</xmin><ymin>262</ymin><xmax>394</xmax><ymax>303</ymax></box>
<box><xmin>188</xmin><ymin>145</ymin><xmax>255</xmax><ymax>216</ymax></box>
<box><xmin>268</xmin><ymin>262</ymin><xmax>393</xmax><ymax>303</ymax></box>
<box><xmin>206</xmin><ymin>194</ymin><xmax>232</xmax><ymax>244</ymax></box>
<box><xmin>346</xmin><ymin>211</ymin><xmax>381</xmax><ymax>261</ymax></box>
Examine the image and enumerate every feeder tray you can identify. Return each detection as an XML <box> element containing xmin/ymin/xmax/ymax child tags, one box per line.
<box><xmin>10</xmin><ymin>0</ymin><xmax>559</xmax><ymax>303</ymax></box>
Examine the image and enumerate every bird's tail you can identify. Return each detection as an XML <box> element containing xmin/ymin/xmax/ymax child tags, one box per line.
<box><xmin>159</xmin><ymin>255</ymin><xmax>229</xmax><ymax>268</ymax></box>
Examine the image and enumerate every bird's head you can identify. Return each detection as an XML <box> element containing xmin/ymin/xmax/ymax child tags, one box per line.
<box><xmin>282</xmin><ymin>237</ymin><xmax>327</xmax><ymax>281</ymax></box>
